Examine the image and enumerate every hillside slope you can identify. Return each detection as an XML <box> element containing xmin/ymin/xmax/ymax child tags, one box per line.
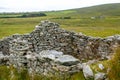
<box><xmin>70</xmin><ymin>3</ymin><xmax>120</xmax><ymax>17</ymax></box>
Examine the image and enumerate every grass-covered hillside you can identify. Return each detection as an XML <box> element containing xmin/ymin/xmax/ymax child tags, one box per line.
<box><xmin>71</xmin><ymin>3</ymin><xmax>120</xmax><ymax>17</ymax></box>
<box><xmin>0</xmin><ymin>3</ymin><xmax>120</xmax><ymax>38</ymax></box>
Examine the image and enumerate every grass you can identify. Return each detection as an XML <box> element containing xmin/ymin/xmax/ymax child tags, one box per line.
<box><xmin>90</xmin><ymin>60</ymin><xmax>109</xmax><ymax>73</ymax></box>
<box><xmin>0</xmin><ymin>65</ymin><xmax>85</xmax><ymax>80</ymax></box>
<box><xmin>90</xmin><ymin>47</ymin><xmax>120</xmax><ymax>80</ymax></box>
<box><xmin>0</xmin><ymin>66</ymin><xmax>30</xmax><ymax>80</ymax></box>
<box><xmin>0</xmin><ymin>16</ymin><xmax>120</xmax><ymax>38</ymax></box>
<box><xmin>0</xmin><ymin>17</ymin><xmax>44</xmax><ymax>38</ymax></box>
<box><xmin>108</xmin><ymin>47</ymin><xmax>120</xmax><ymax>80</ymax></box>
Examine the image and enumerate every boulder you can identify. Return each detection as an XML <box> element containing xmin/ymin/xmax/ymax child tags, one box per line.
<box><xmin>55</xmin><ymin>55</ymin><xmax>79</xmax><ymax>66</ymax></box>
<box><xmin>39</xmin><ymin>50</ymin><xmax>63</xmax><ymax>60</ymax></box>
<box><xmin>82</xmin><ymin>63</ymin><xmax>94</xmax><ymax>80</ymax></box>
<box><xmin>95</xmin><ymin>72</ymin><xmax>106</xmax><ymax>80</ymax></box>
<box><xmin>39</xmin><ymin>50</ymin><xmax>79</xmax><ymax>66</ymax></box>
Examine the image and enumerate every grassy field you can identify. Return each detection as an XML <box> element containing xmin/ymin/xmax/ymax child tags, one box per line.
<box><xmin>108</xmin><ymin>47</ymin><xmax>120</xmax><ymax>80</ymax></box>
<box><xmin>0</xmin><ymin>16</ymin><xmax>120</xmax><ymax>38</ymax></box>
<box><xmin>0</xmin><ymin>3</ymin><xmax>120</xmax><ymax>38</ymax></box>
<box><xmin>0</xmin><ymin>65</ymin><xmax>85</xmax><ymax>80</ymax></box>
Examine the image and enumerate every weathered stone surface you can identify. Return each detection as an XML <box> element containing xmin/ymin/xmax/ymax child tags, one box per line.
<box><xmin>39</xmin><ymin>50</ymin><xmax>79</xmax><ymax>66</ymax></box>
<box><xmin>95</xmin><ymin>72</ymin><xmax>106</xmax><ymax>80</ymax></box>
<box><xmin>39</xmin><ymin>50</ymin><xmax>63</xmax><ymax>60</ymax></box>
<box><xmin>55</xmin><ymin>55</ymin><xmax>79</xmax><ymax>66</ymax></box>
<box><xmin>82</xmin><ymin>63</ymin><xmax>94</xmax><ymax>80</ymax></box>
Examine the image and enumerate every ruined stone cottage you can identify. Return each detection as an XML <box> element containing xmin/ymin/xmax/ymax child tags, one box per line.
<box><xmin>0</xmin><ymin>20</ymin><xmax>120</xmax><ymax>77</ymax></box>
<box><xmin>0</xmin><ymin>20</ymin><xmax>120</xmax><ymax>60</ymax></box>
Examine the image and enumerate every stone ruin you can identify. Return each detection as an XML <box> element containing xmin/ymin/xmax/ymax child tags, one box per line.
<box><xmin>0</xmin><ymin>20</ymin><xmax>120</xmax><ymax>60</ymax></box>
<box><xmin>0</xmin><ymin>20</ymin><xmax>120</xmax><ymax>79</ymax></box>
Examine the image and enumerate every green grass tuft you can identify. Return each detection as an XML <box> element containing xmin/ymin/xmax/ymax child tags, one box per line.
<box><xmin>0</xmin><ymin>65</ymin><xmax>85</xmax><ymax>80</ymax></box>
<box><xmin>108</xmin><ymin>47</ymin><xmax>120</xmax><ymax>80</ymax></box>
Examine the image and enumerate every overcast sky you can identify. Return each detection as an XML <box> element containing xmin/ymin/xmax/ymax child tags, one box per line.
<box><xmin>0</xmin><ymin>0</ymin><xmax>120</xmax><ymax>12</ymax></box>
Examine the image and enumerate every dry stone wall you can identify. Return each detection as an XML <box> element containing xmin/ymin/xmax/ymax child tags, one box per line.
<box><xmin>0</xmin><ymin>20</ymin><xmax>120</xmax><ymax>61</ymax></box>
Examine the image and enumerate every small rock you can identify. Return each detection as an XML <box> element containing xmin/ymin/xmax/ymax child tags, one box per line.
<box><xmin>76</xmin><ymin>63</ymin><xmax>83</xmax><ymax>70</ymax></box>
<box><xmin>98</xmin><ymin>64</ymin><xmax>104</xmax><ymax>70</ymax></box>
<box><xmin>25</xmin><ymin>54</ymin><xmax>36</xmax><ymax>60</ymax></box>
<box><xmin>95</xmin><ymin>72</ymin><xmax>106</xmax><ymax>80</ymax></box>
<box><xmin>82</xmin><ymin>63</ymin><xmax>94</xmax><ymax>80</ymax></box>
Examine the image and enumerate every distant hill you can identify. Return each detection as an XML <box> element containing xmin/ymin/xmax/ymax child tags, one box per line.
<box><xmin>45</xmin><ymin>3</ymin><xmax>120</xmax><ymax>18</ymax></box>
<box><xmin>69</xmin><ymin>3</ymin><xmax>120</xmax><ymax>17</ymax></box>
<box><xmin>0</xmin><ymin>3</ymin><xmax>120</xmax><ymax>18</ymax></box>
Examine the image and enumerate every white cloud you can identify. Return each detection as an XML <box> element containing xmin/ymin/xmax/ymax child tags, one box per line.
<box><xmin>0</xmin><ymin>0</ymin><xmax>120</xmax><ymax>12</ymax></box>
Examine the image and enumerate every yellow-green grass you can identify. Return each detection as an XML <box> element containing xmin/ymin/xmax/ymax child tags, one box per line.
<box><xmin>0</xmin><ymin>17</ymin><xmax>46</xmax><ymax>38</ymax></box>
<box><xmin>62</xmin><ymin>26</ymin><xmax>120</xmax><ymax>37</ymax></box>
<box><xmin>0</xmin><ymin>16</ymin><xmax>120</xmax><ymax>38</ymax></box>
<box><xmin>90</xmin><ymin>60</ymin><xmax>109</xmax><ymax>73</ymax></box>
<box><xmin>108</xmin><ymin>48</ymin><xmax>120</xmax><ymax>80</ymax></box>
<box><xmin>0</xmin><ymin>65</ymin><xmax>85</xmax><ymax>80</ymax></box>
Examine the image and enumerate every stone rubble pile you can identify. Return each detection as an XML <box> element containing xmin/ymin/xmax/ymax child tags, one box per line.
<box><xmin>0</xmin><ymin>20</ymin><xmax>120</xmax><ymax>79</ymax></box>
<box><xmin>0</xmin><ymin>49</ymin><xmax>81</xmax><ymax>75</ymax></box>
